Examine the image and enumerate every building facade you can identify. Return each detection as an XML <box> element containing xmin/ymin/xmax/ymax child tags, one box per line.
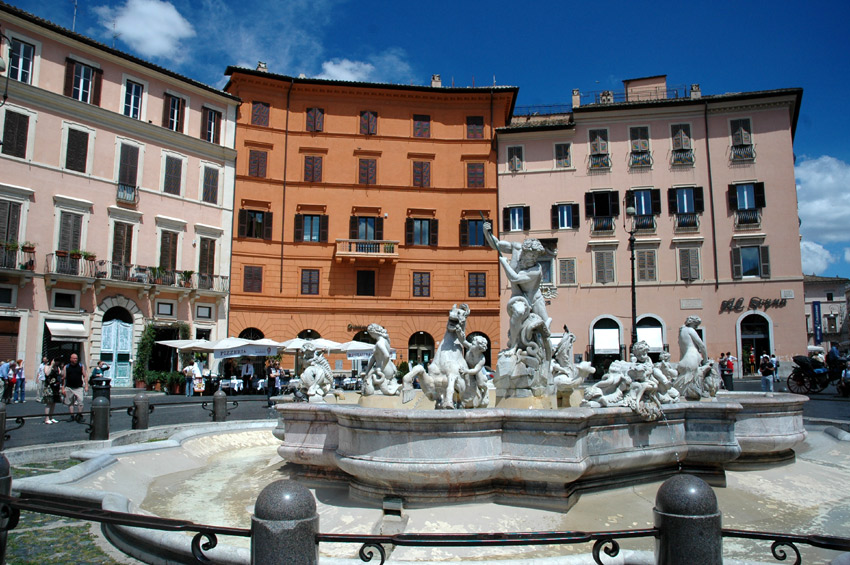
<box><xmin>803</xmin><ymin>274</ymin><xmax>849</xmax><ymax>350</ymax></box>
<box><xmin>0</xmin><ymin>5</ymin><xmax>238</xmax><ymax>384</ymax></box>
<box><xmin>224</xmin><ymin>68</ymin><xmax>516</xmax><ymax>369</ymax></box>
<box><xmin>496</xmin><ymin>76</ymin><xmax>805</xmax><ymax>375</ymax></box>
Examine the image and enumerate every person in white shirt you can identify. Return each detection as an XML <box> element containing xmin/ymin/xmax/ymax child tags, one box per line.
<box><xmin>36</xmin><ymin>356</ymin><xmax>48</xmax><ymax>402</ymax></box>
<box><xmin>241</xmin><ymin>360</ymin><xmax>254</xmax><ymax>394</ymax></box>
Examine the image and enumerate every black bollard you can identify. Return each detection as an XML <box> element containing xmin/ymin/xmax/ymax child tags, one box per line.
<box><xmin>0</xmin><ymin>453</ymin><xmax>11</xmax><ymax>563</ymax></box>
<box><xmin>131</xmin><ymin>393</ymin><xmax>150</xmax><ymax>430</ymax></box>
<box><xmin>91</xmin><ymin>376</ymin><xmax>111</xmax><ymax>402</ymax></box>
<box><xmin>252</xmin><ymin>480</ymin><xmax>319</xmax><ymax>565</ymax></box>
<box><xmin>89</xmin><ymin>396</ymin><xmax>109</xmax><ymax>441</ymax></box>
<box><xmin>0</xmin><ymin>402</ymin><xmax>6</xmax><ymax>451</ymax></box>
<box><xmin>654</xmin><ymin>474</ymin><xmax>722</xmax><ymax>564</ymax></box>
<box><xmin>212</xmin><ymin>389</ymin><xmax>227</xmax><ymax>422</ymax></box>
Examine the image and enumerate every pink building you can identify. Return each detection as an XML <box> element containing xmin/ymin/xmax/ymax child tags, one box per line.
<box><xmin>496</xmin><ymin>76</ymin><xmax>805</xmax><ymax>376</ymax></box>
<box><xmin>0</xmin><ymin>5</ymin><xmax>238</xmax><ymax>386</ymax></box>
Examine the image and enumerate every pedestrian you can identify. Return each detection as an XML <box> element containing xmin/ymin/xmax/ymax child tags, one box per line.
<box><xmin>36</xmin><ymin>356</ymin><xmax>48</xmax><ymax>403</ymax></box>
<box><xmin>265</xmin><ymin>360</ymin><xmax>275</xmax><ymax>406</ymax></box>
<box><xmin>61</xmin><ymin>353</ymin><xmax>88</xmax><ymax>421</ymax></box>
<box><xmin>12</xmin><ymin>359</ymin><xmax>25</xmax><ymax>403</ymax></box>
<box><xmin>42</xmin><ymin>359</ymin><xmax>61</xmax><ymax>424</ymax></box>
<box><xmin>759</xmin><ymin>354</ymin><xmax>775</xmax><ymax>393</ymax></box>
<box><xmin>183</xmin><ymin>365</ymin><xmax>193</xmax><ymax>397</ymax></box>
<box><xmin>770</xmin><ymin>354</ymin><xmax>780</xmax><ymax>382</ymax></box>
<box><xmin>241</xmin><ymin>359</ymin><xmax>253</xmax><ymax>395</ymax></box>
<box><xmin>0</xmin><ymin>359</ymin><xmax>17</xmax><ymax>404</ymax></box>
<box><xmin>90</xmin><ymin>360</ymin><xmax>110</xmax><ymax>382</ymax></box>
<box><xmin>718</xmin><ymin>353</ymin><xmax>732</xmax><ymax>391</ymax></box>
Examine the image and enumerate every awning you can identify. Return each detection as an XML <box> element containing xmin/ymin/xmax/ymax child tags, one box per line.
<box><xmin>636</xmin><ymin>327</ymin><xmax>664</xmax><ymax>352</ymax></box>
<box><xmin>45</xmin><ymin>320</ymin><xmax>88</xmax><ymax>342</ymax></box>
<box><xmin>593</xmin><ymin>328</ymin><xmax>620</xmax><ymax>355</ymax></box>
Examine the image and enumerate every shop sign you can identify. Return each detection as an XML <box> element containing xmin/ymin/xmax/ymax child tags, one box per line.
<box><xmin>720</xmin><ymin>296</ymin><xmax>788</xmax><ymax>313</ymax></box>
<box><xmin>347</xmin><ymin>324</ymin><xmax>368</xmax><ymax>332</ymax></box>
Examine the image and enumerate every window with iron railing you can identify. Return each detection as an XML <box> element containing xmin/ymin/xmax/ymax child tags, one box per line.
<box><xmin>592</xmin><ymin>216</ymin><xmax>615</xmax><ymax>232</ymax></box>
<box><xmin>730</xmin><ymin>118</ymin><xmax>755</xmax><ymax>161</ymax></box>
<box><xmin>668</xmin><ymin>186</ymin><xmax>704</xmax><ymax>231</ymax></box>
<box><xmin>629</xmin><ymin>126</ymin><xmax>652</xmax><ymax>168</ymax></box>
<box><xmin>671</xmin><ymin>123</ymin><xmax>694</xmax><ymax>166</ymax></box>
<box><xmin>589</xmin><ymin>129</ymin><xmax>611</xmax><ymax>170</ymax></box>
<box><xmin>728</xmin><ymin>182</ymin><xmax>765</xmax><ymax>228</ymax></box>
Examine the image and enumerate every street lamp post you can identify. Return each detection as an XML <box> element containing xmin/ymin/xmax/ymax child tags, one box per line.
<box><xmin>626</xmin><ymin>206</ymin><xmax>637</xmax><ymax>350</ymax></box>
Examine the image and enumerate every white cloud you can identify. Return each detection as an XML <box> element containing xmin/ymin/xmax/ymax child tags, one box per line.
<box><xmin>94</xmin><ymin>0</ymin><xmax>195</xmax><ymax>61</ymax></box>
<box><xmin>317</xmin><ymin>48</ymin><xmax>415</xmax><ymax>84</ymax></box>
<box><xmin>796</xmin><ymin>155</ymin><xmax>850</xmax><ymax>244</ymax></box>
<box><xmin>318</xmin><ymin>59</ymin><xmax>376</xmax><ymax>82</ymax></box>
<box><xmin>800</xmin><ymin>240</ymin><xmax>836</xmax><ymax>275</ymax></box>
<box><xmin>844</xmin><ymin>248</ymin><xmax>850</xmax><ymax>263</ymax></box>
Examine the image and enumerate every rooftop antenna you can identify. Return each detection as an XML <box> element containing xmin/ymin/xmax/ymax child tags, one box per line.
<box><xmin>111</xmin><ymin>20</ymin><xmax>121</xmax><ymax>47</ymax></box>
<box><xmin>71</xmin><ymin>0</ymin><xmax>78</xmax><ymax>32</ymax></box>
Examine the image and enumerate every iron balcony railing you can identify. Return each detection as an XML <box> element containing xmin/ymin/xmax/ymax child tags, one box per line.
<box><xmin>671</xmin><ymin>149</ymin><xmax>695</xmax><ymax>166</ymax></box>
<box><xmin>735</xmin><ymin>209</ymin><xmax>762</xmax><ymax>228</ymax></box>
<box><xmin>0</xmin><ymin>248</ymin><xmax>35</xmax><ymax>271</ymax></box>
<box><xmin>64</xmin><ymin>259</ymin><xmax>232</xmax><ymax>292</ymax></box>
<box><xmin>633</xmin><ymin>215</ymin><xmax>656</xmax><ymax>231</ymax></box>
<box><xmin>44</xmin><ymin>253</ymin><xmax>98</xmax><ymax>277</ymax></box>
<box><xmin>628</xmin><ymin>151</ymin><xmax>653</xmax><ymax>168</ymax></box>
<box><xmin>675</xmin><ymin>213</ymin><xmax>700</xmax><ymax>231</ymax></box>
<box><xmin>335</xmin><ymin>239</ymin><xmax>399</xmax><ymax>258</ymax></box>
<box><xmin>591</xmin><ymin>216</ymin><xmax>615</xmax><ymax>234</ymax></box>
<box><xmin>580</xmin><ymin>84</ymin><xmax>691</xmax><ymax>106</ymax></box>
<box><xmin>730</xmin><ymin>145</ymin><xmax>756</xmax><ymax>161</ymax></box>
<box><xmin>117</xmin><ymin>183</ymin><xmax>139</xmax><ymax>205</ymax></box>
<box><xmin>589</xmin><ymin>154</ymin><xmax>612</xmax><ymax>170</ymax></box>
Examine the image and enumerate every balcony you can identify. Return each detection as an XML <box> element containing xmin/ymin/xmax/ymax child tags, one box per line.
<box><xmin>674</xmin><ymin>213</ymin><xmax>700</xmax><ymax>232</ymax></box>
<box><xmin>589</xmin><ymin>154</ymin><xmax>612</xmax><ymax>170</ymax></box>
<box><xmin>45</xmin><ymin>253</ymin><xmax>98</xmax><ymax>278</ymax></box>
<box><xmin>633</xmin><ymin>215</ymin><xmax>656</xmax><ymax>233</ymax></box>
<box><xmin>95</xmin><ymin>261</ymin><xmax>230</xmax><ymax>293</ymax></box>
<box><xmin>671</xmin><ymin>149</ymin><xmax>695</xmax><ymax>166</ymax></box>
<box><xmin>0</xmin><ymin>247</ymin><xmax>36</xmax><ymax>272</ymax></box>
<box><xmin>335</xmin><ymin>239</ymin><xmax>399</xmax><ymax>263</ymax></box>
<box><xmin>628</xmin><ymin>152</ymin><xmax>653</xmax><ymax>168</ymax></box>
<box><xmin>730</xmin><ymin>145</ymin><xmax>756</xmax><ymax>162</ymax></box>
<box><xmin>591</xmin><ymin>216</ymin><xmax>615</xmax><ymax>235</ymax></box>
<box><xmin>735</xmin><ymin>209</ymin><xmax>762</xmax><ymax>229</ymax></box>
<box><xmin>117</xmin><ymin>183</ymin><xmax>139</xmax><ymax>206</ymax></box>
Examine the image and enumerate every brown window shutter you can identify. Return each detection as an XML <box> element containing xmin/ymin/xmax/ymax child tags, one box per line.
<box><xmin>162</xmin><ymin>94</ymin><xmax>172</xmax><ymax>127</ymax></box>
<box><xmin>119</xmin><ymin>144</ymin><xmax>139</xmax><ymax>186</ymax></box>
<box><xmin>375</xmin><ymin>216</ymin><xmax>384</xmax><ymax>240</ymax></box>
<box><xmin>293</xmin><ymin>214</ymin><xmax>303</xmax><ymax>241</ymax></box>
<box><xmin>2</xmin><ymin>111</ymin><xmax>28</xmax><ymax>159</ymax></box>
<box><xmin>319</xmin><ymin>215</ymin><xmax>329</xmax><ymax>242</ymax></box>
<box><xmin>237</xmin><ymin>209</ymin><xmax>248</xmax><ymax>237</ymax></box>
<box><xmin>349</xmin><ymin>216</ymin><xmax>358</xmax><ymax>239</ymax></box>
<box><xmin>405</xmin><ymin>218</ymin><xmax>413</xmax><ymax>245</ymax></box>
<box><xmin>459</xmin><ymin>219</ymin><xmax>469</xmax><ymax>246</ymax></box>
<box><xmin>759</xmin><ymin>246</ymin><xmax>770</xmax><ymax>278</ymax></box>
<box><xmin>91</xmin><ymin>68</ymin><xmax>103</xmax><ymax>106</ymax></box>
<box><xmin>263</xmin><ymin>212</ymin><xmax>273</xmax><ymax>240</ymax></box>
<box><xmin>213</xmin><ymin>111</ymin><xmax>221</xmax><ymax>144</ymax></box>
<box><xmin>177</xmin><ymin>97</ymin><xmax>186</xmax><ymax>132</ymax></box>
<box><xmin>65</xmin><ymin>129</ymin><xmax>89</xmax><ymax>173</ymax></box>
<box><xmin>64</xmin><ymin>59</ymin><xmax>75</xmax><ymax>97</ymax></box>
<box><xmin>429</xmin><ymin>219</ymin><xmax>439</xmax><ymax>246</ymax></box>
<box><xmin>200</xmin><ymin>108</ymin><xmax>209</xmax><ymax>141</ymax></box>
<box><xmin>199</xmin><ymin>238</ymin><xmax>214</xmax><ymax>274</ymax></box>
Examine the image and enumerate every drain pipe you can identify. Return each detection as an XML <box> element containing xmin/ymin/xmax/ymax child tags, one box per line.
<box><xmin>279</xmin><ymin>79</ymin><xmax>294</xmax><ymax>293</ymax></box>
<box><xmin>703</xmin><ymin>102</ymin><xmax>720</xmax><ymax>290</ymax></box>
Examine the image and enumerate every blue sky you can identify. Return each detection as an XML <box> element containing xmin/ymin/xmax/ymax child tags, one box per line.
<box><xmin>10</xmin><ymin>0</ymin><xmax>850</xmax><ymax>278</ymax></box>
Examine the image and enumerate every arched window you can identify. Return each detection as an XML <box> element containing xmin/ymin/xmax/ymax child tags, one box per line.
<box><xmin>239</xmin><ymin>327</ymin><xmax>265</xmax><ymax>340</ymax></box>
<box><xmin>466</xmin><ymin>331</ymin><xmax>492</xmax><ymax>368</ymax></box>
<box><xmin>636</xmin><ymin>317</ymin><xmax>664</xmax><ymax>353</ymax></box>
<box><xmin>353</xmin><ymin>330</ymin><xmax>376</xmax><ymax>344</ymax></box>
<box><xmin>408</xmin><ymin>332</ymin><xmax>435</xmax><ymax>368</ymax></box>
<box><xmin>103</xmin><ymin>306</ymin><xmax>133</xmax><ymax>324</ymax></box>
<box><xmin>297</xmin><ymin>329</ymin><xmax>320</xmax><ymax>340</ymax></box>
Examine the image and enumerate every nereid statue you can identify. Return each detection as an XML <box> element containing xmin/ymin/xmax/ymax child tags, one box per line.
<box><xmin>672</xmin><ymin>316</ymin><xmax>721</xmax><ymax>400</ymax></box>
<box><xmin>361</xmin><ymin>324</ymin><xmax>401</xmax><ymax>397</ymax></box>
<box><xmin>552</xmin><ymin>332</ymin><xmax>596</xmax><ymax>404</ymax></box>
<box><xmin>298</xmin><ymin>342</ymin><xmax>343</xmax><ymax>402</ymax></box>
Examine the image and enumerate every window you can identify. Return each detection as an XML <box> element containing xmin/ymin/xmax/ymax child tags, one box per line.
<box><xmin>636</xmin><ymin>249</ymin><xmax>657</xmax><ymax>282</ymax></box>
<box><xmin>629</xmin><ymin>189</ymin><xmax>656</xmax><ymax>215</ymax></box>
<box><xmin>52</xmin><ymin>291</ymin><xmax>78</xmax><ymax>310</ymax></box>
<box><xmin>671</xmin><ymin>123</ymin><xmax>694</xmax><ymax>165</ymax></box>
<box><xmin>248</xmin><ymin>150</ymin><xmax>267</xmax><ymax>178</ymax></box>
<box><xmin>202</xmin><ymin>167</ymin><xmax>219</xmax><ymax>204</ymax></box>
<box><xmin>196</xmin><ymin>305</ymin><xmax>213</xmax><ymax>320</ymax></box>
<box><xmin>124</xmin><ymin>80</ymin><xmax>143</xmax><ymax>119</ymax></box>
<box><xmin>559</xmin><ymin>258</ymin><xmax>576</xmax><ymax>285</ymax></box>
<box><xmin>118</xmin><ymin>142</ymin><xmax>140</xmax><ymax>199</ymax></box>
<box><xmin>588</xmin><ymin>128</ymin><xmax>611</xmax><ymax>169</ymax></box>
<box><xmin>64</xmin><ymin>59</ymin><xmax>101</xmax><ymax>105</ymax></box>
<box><xmin>827</xmin><ymin>316</ymin><xmax>838</xmax><ymax>333</ymax></box>
<box><xmin>827</xmin><ymin>292</ymin><xmax>835</xmax><ymax>301</ymax></box>
<box><xmin>1</xmin><ymin>110</ymin><xmax>28</xmax><ymax>158</ymax></box>
<box><xmin>251</xmin><ymin>101</ymin><xmax>270</xmax><ymax>126</ymax></box>
<box><xmin>301</xmin><ymin>269</ymin><xmax>319</xmax><ymax>295</ymax></box>
<box><xmin>468</xmin><ymin>272</ymin><xmax>486</xmax><ymax>297</ymax></box>
<box><xmin>159</xmin><ymin>230</ymin><xmax>178</xmax><ymax>271</ymax></box>
<box><xmin>238</xmin><ymin>209</ymin><xmax>273</xmax><ymax>240</ymax></box>
<box><xmin>56</xmin><ymin>211</ymin><xmax>82</xmax><ymax>275</ymax></box>
<box><xmin>413</xmin><ymin>272</ymin><xmax>430</xmax><ymax>297</ymax></box>
<box><xmin>551</xmin><ymin>203</ymin><xmax>579</xmax><ymax>229</ymax></box>
<box><xmin>467</xmin><ymin>163</ymin><xmax>485</xmax><ymax>188</ymax></box>
<box><xmin>356</xmin><ymin>270</ymin><xmax>375</xmax><ymax>296</ymax></box>
<box><xmin>9</xmin><ymin>39</ymin><xmax>35</xmax><ymax>84</ymax></box>
<box><xmin>507</xmin><ymin>146</ymin><xmax>524</xmax><ymax>172</ymax></box>
<box><xmin>201</xmin><ymin>107</ymin><xmax>221</xmax><ymax>144</ymax></box>
<box><xmin>732</xmin><ymin>246</ymin><xmax>770</xmax><ymax>279</ymax></box>
<box><xmin>162</xmin><ymin>93</ymin><xmax>185</xmax><ymax>132</ymax></box>
<box><xmin>406</xmin><ymin>218</ymin><xmax>438</xmax><ymax>246</ymax></box>
<box><xmin>728</xmin><ymin>183</ymin><xmax>765</xmax><ymax>210</ymax></box>
<box><xmin>349</xmin><ymin>216</ymin><xmax>384</xmax><ymax>241</ymax></box>
<box><xmin>294</xmin><ymin>214</ymin><xmax>328</xmax><ymax>242</ymax></box>
<box><xmin>555</xmin><ymin>143</ymin><xmax>571</xmax><ymax>168</ymax></box>
<box><xmin>584</xmin><ymin>191</ymin><xmax>619</xmax><ymax>217</ymax></box>
<box><xmin>156</xmin><ymin>301</ymin><xmax>175</xmax><ymax>317</ymax></box>
<box><xmin>198</xmin><ymin>237</ymin><xmax>215</xmax><ymax>287</ymax></box>
<box><xmin>413</xmin><ymin>161</ymin><xmax>430</xmax><ymax>187</ymax></box>
<box><xmin>504</xmin><ymin>206</ymin><xmax>530</xmax><ymax>232</ymax></box>
<box><xmin>460</xmin><ymin>219</ymin><xmax>486</xmax><ymax>247</ymax></box>
<box><xmin>358</xmin><ymin>158</ymin><xmax>376</xmax><ymax>185</ymax></box>
<box><xmin>360</xmin><ymin>111</ymin><xmax>377</xmax><ymax>135</ymax></box>
<box><xmin>163</xmin><ymin>155</ymin><xmax>183</xmax><ymax>195</ymax></box>
<box><xmin>629</xmin><ymin>126</ymin><xmax>651</xmax><ymax>167</ymax></box>
<box><xmin>0</xmin><ymin>200</ymin><xmax>22</xmax><ymax>243</ymax></box>
<box><xmin>244</xmin><ymin>265</ymin><xmax>263</xmax><ymax>292</ymax></box>
<box><xmin>0</xmin><ymin>285</ymin><xmax>16</xmax><ymax>307</ymax></box>
<box><xmin>64</xmin><ymin>129</ymin><xmax>89</xmax><ymax>173</ymax></box>
<box><xmin>668</xmin><ymin>186</ymin><xmax>704</xmax><ymax>215</ymax></box>
<box><xmin>306</xmin><ymin>108</ymin><xmax>324</xmax><ymax>132</ymax></box>
<box><xmin>413</xmin><ymin>114</ymin><xmax>430</xmax><ymax>138</ymax></box>
<box><xmin>538</xmin><ymin>259</ymin><xmax>553</xmax><ymax>285</ymax></box>
<box><xmin>304</xmin><ymin>155</ymin><xmax>323</xmax><ymax>182</ymax></box>
<box><xmin>466</xmin><ymin>116</ymin><xmax>484</xmax><ymax>139</ymax></box>
<box><xmin>594</xmin><ymin>250</ymin><xmax>615</xmax><ymax>284</ymax></box>
<box><xmin>112</xmin><ymin>222</ymin><xmax>133</xmax><ymax>275</ymax></box>
<box><xmin>679</xmin><ymin>248</ymin><xmax>701</xmax><ymax>281</ymax></box>
<box><xmin>730</xmin><ymin>118</ymin><xmax>755</xmax><ymax>160</ymax></box>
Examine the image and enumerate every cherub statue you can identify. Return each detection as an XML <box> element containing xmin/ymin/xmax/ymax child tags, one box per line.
<box><xmin>298</xmin><ymin>342</ymin><xmax>343</xmax><ymax>402</ymax></box>
<box><xmin>652</xmin><ymin>351</ymin><xmax>680</xmax><ymax>404</ymax></box>
<box><xmin>460</xmin><ymin>335</ymin><xmax>490</xmax><ymax>408</ymax></box>
<box><xmin>362</xmin><ymin>323</ymin><xmax>400</xmax><ymax>396</ymax></box>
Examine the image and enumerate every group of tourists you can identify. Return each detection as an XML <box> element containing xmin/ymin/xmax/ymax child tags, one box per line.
<box><xmin>27</xmin><ymin>354</ymin><xmax>90</xmax><ymax>424</ymax></box>
<box><xmin>0</xmin><ymin>358</ymin><xmax>27</xmax><ymax>404</ymax></box>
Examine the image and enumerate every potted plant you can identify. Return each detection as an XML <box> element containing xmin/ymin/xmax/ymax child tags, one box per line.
<box><xmin>180</xmin><ymin>270</ymin><xmax>194</xmax><ymax>288</ymax></box>
<box><xmin>20</xmin><ymin>241</ymin><xmax>35</xmax><ymax>253</ymax></box>
<box><xmin>134</xmin><ymin>373</ymin><xmax>147</xmax><ymax>389</ymax></box>
<box><xmin>55</xmin><ymin>249</ymin><xmax>69</xmax><ymax>258</ymax></box>
<box><xmin>145</xmin><ymin>370</ymin><xmax>165</xmax><ymax>391</ymax></box>
<box><xmin>149</xmin><ymin>266</ymin><xmax>163</xmax><ymax>285</ymax></box>
<box><xmin>168</xmin><ymin>371</ymin><xmax>184</xmax><ymax>395</ymax></box>
<box><xmin>69</xmin><ymin>248</ymin><xmax>83</xmax><ymax>260</ymax></box>
<box><xmin>4</xmin><ymin>241</ymin><xmax>18</xmax><ymax>252</ymax></box>
<box><xmin>82</xmin><ymin>251</ymin><xmax>96</xmax><ymax>261</ymax></box>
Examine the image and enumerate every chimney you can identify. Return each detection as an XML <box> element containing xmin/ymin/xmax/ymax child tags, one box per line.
<box><xmin>256</xmin><ymin>61</ymin><xmax>268</xmax><ymax>72</ymax></box>
<box><xmin>431</xmin><ymin>74</ymin><xmax>442</xmax><ymax>88</ymax></box>
<box><xmin>690</xmin><ymin>84</ymin><xmax>701</xmax><ymax>99</ymax></box>
<box><xmin>572</xmin><ymin>89</ymin><xmax>581</xmax><ymax>108</ymax></box>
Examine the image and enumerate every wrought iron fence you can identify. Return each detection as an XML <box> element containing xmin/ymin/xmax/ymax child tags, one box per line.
<box><xmin>44</xmin><ymin>253</ymin><xmax>98</xmax><ymax>277</ymax></box>
<box><xmin>0</xmin><ymin>248</ymin><xmax>35</xmax><ymax>271</ymax></box>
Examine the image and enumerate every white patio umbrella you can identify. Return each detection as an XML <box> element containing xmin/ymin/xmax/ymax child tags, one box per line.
<box><xmin>155</xmin><ymin>339</ymin><xmax>215</xmax><ymax>351</ymax></box>
<box><xmin>279</xmin><ymin>337</ymin><xmax>342</xmax><ymax>353</ymax></box>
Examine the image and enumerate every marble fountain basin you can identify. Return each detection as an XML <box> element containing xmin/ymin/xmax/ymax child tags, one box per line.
<box><xmin>275</xmin><ymin>392</ymin><xmax>808</xmax><ymax>506</ymax></box>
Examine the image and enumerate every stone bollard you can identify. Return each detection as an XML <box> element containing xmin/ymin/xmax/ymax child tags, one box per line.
<box><xmin>0</xmin><ymin>453</ymin><xmax>11</xmax><ymax>562</ymax></box>
<box><xmin>0</xmin><ymin>402</ymin><xmax>6</xmax><ymax>451</ymax></box>
<box><xmin>654</xmin><ymin>474</ymin><xmax>723</xmax><ymax>564</ymax></box>
<box><xmin>91</xmin><ymin>376</ymin><xmax>111</xmax><ymax>402</ymax></box>
<box><xmin>131</xmin><ymin>393</ymin><xmax>151</xmax><ymax>430</ymax></box>
<box><xmin>213</xmin><ymin>389</ymin><xmax>227</xmax><ymax>422</ymax></box>
<box><xmin>89</xmin><ymin>396</ymin><xmax>110</xmax><ymax>441</ymax></box>
<box><xmin>252</xmin><ymin>480</ymin><xmax>318</xmax><ymax>565</ymax></box>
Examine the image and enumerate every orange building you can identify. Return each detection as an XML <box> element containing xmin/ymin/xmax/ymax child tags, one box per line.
<box><xmin>224</xmin><ymin>69</ymin><xmax>517</xmax><ymax>369</ymax></box>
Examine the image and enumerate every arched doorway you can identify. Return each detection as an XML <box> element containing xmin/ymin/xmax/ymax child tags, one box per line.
<box><xmin>740</xmin><ymin>314</ymin><xmax>771</xmax><ymax>375</ymax></box>
<box><xmin>239</xmin><ymin>327</ymin><xmax>264</xmax><ymax>340</ymax></box>
<box><xmin>101</xmin><ymin>307</ymin><xmax>134</xmax><ymax>386</ymax></box>
<box><xmin>408</xmin><ymin>332</ymin><xmax>435</xmax><ymax>369</ymax></box>
<box><xmin>636</xmin><ymin>316</ymin><xmax>665</xmax><ymax>362</ymax></box>
<box><xmin>591</xmin><ymin>317</ymin><xmax>623</xmax><ymax>377</ymax></box>
<box><xmin>466</xmin><ymin>331</ymin><xmax>492</xmax><ymax>369</ymax></box>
